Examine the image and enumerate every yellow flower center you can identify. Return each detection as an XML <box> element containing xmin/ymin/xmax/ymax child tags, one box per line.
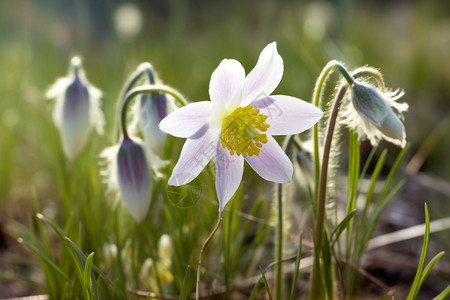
<box><xmin>220</xmin><ymin>105</ymin><xmax>270</xmax><ymax>157</ymax></box>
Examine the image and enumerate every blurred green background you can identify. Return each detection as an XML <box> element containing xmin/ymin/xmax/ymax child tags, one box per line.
<box><xmin>0</xmin><ymin>0</ymin><xmax>449</xmax><ymax>297</ymax></box>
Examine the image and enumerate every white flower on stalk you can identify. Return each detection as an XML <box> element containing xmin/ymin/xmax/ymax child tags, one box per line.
<box><xmin>343</xmin><ymin>81</ymin><xmax>408</xmax><ymax>147</ymax></box>
<box><xmin>46</xmin><ymin>56</ymin><xmax>104</xmax><ymax>160</ymax></box>
<box><xmin>100</xmin><ymin>136</ymin><xmax>151</xmax><ymax>222</ymax></box>
<box><xmin>159</xmin><ymin>42</ymin><xmax>323</xmax><ymax>211</ymax></box>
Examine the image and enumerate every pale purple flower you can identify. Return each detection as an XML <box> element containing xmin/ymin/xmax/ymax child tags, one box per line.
<box><xmin>100</xmin><ymin>136</ymin><xmax>151</xmax><ymax>222</ymax></box>
<box><xmin>46</xmin><ymin>56</ymin><xmax>104</xmax><ymax>160</ymax></box>
<box><xmin>159</xmin><ymin>42</ymin><xmax>323</xmax><ymax>211</ymax></box>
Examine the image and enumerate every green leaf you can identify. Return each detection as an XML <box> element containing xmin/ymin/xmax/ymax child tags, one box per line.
<box><xmin>83</xmin><ymin>252</ymin><xmax>95</xmax><ymax>300</ymax></box>
<box><xmin>248</xmin><ymin>275</ymin><xmax>263</xmax><ymax>300</ymax></box>
<box><xmin>17</xmin><ymin>237</ymin><xmax>69</xmax><ymax>281</ymax></box>
<box><xmin>330</xmin><ymin>210</ymin><xmax>356</xmax><ymax>246</ymax></box>
<box><xmin>432</xmin><ymin>284</ymin><xmax>450</xmax><ymax>300</ymax></box>
<box><xmin>321</xmin><ymin>233</ymin><xmax>334</xmax><ymax>300</ymax></box>
<box><xmin>259</xmin><ymin>266</ymin><xmax>273</xmax><ymax>300</ymax></box>
<box><xmin>38</xmin><ymin>213</ymin><xmax>125</xmax><ymax>298</ymax></box>
<box><xmin>179</xmin><ymin>265</ymin><xmax>191</xmax><ymax>300</ymax></box>
<box><xmin>406</xmin><ymin>203</ymin><xmax>430</xmax><ymax>300</ymax></box>
<box><xmin>417</xmin><ymin>251</ymin><xmax>445</xmax><ymax>293</ymax></box>
<box><xmin>289</xmin><ymin>233</ymin><xmax>303</xmax><ymax>300</ymax></box>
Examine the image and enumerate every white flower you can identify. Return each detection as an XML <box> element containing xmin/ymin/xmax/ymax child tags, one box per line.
<box><xmin>343</xmin><ymin>81</ymin><xmax>408</xmax><ymax>147</ymax></box>
<box><xmin>100</xmin><ymin>136</ymin><xmax>151</xmax><ymax>222</ymax></box>
<box><xmin>46</xmin><ymin>56</ymin><xmax>104</xmax><ymax>160</ymax></box>
<box><xmin>159</xmin><ymin>42</ymin><xmax>323</xmax><ymax>211</ymax></box>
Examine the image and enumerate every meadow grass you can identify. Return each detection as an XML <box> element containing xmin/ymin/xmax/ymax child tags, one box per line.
<box><xmin>1</xmin><ymin>1</ymin><xmax>449</xmax><ymax>299</ymax></box>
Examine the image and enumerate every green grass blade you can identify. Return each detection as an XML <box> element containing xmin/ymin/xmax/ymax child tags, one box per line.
<box><xmin>248</xmin><ymin>276</ymin><xmax>263</xmax><ymax>300</ymax></box>
<box><xmin>359</xmin><ymin>180</ymin><xmax>405</xmax><ymax>257</ymax></box>
<box><xmin>406</xmin><ymin>203</ymin><xmax>430</xmax><ymax>300</ymax></box>
<box><xmin>330</xmin><ymin>210</ymin><xmax>356</xmax><ymax>246</ymax></box>
<box><xmin>259</xmin><ymin>266</ymin><xmax>273</xmax><ymax>300</ymax></box>
<box><xmin>64</xmin><ymin>237</ymin><xmax>89</xmax><ymax>300</ymax></box>
<box><xmin>289</xmin><ymin>233</ymin><xmax>303</xmax><ymax>300</ymax></box>
<box><xmin>38</xmin><ymin>213</ymin><xmax>125</xmax><ymax>298</ymax></box>
<box><xmin>83</xmin><ymin>252</ymin><xmax>95</xmax><ymax>300</ymax></box>
<box><xmin>321</xmin><ymin>232</ymin><xmax>334</xmax><ymax>300</ymax></box>
<box><xmin>417</xmin><ymin>251</ymin><xmax>445</xmax><ymax>293</ymax></box>
<box><xmin>17</xmin><ymin>237</ymin><xmax>69</xmax><ymax>281</ymax></box>
<box><xmin>432</xmin><ymin>284</ymin><xmax>450</xmax><ymax>300</ymax></box>
<box><xmin>179</xmin><ymin>265</ymin><xmax>191</xmax><ymax>300</ymax></box>
<box><xmin>345</xmin><ymin>131</ymin><xmax>360</xmax><ymax>255</ymax></box>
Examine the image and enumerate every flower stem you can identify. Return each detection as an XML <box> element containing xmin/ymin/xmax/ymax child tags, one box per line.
<box><xmin>275</xmin><ymin>135</ymin><xmax>295</xmax><ymax>299</ymax></box>
<box><xmin>310</xmin><ymin>85</ymin><xmax>348</xmax><ymax>299</ymax></box>
<box><xmin>309</xmin><ymin>61</ymin><xmax>352</xmax><ymax>299</ymax></box>
<box><xmin>312</xmin><ymin>60</ymin><xmax>353</xmax><ymax>207</ymax></box>
<box><xmin>196</xmin><ymin>212</ymin><xmax>223</xmax><ymax>300</ymax></box>
<box><xmin>120</xmin><ymin>84</ymin><xmax>188</xmax><ymax>138</ymax></box>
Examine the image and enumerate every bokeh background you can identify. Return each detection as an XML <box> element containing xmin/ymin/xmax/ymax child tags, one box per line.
<box><xmin>0</xmin><ymin>0</ymin><xmax>449</xmax><ymax>297</ymax></box>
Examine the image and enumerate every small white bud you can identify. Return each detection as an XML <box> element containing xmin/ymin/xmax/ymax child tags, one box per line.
<box><xmin>348</xmin><ymin>82</ymin><xmax>407</xmax><ymax>147</ymax></box>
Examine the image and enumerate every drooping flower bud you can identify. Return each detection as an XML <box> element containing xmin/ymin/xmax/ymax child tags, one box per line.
<box><xmin>344</xmin><ymin>81</ymin><xmax>408</xmax><ymax>147</ymax></box>
<box><xmin>117</xmin><ymin>136</ymin><xmax>151</xmax><ymax>222</ymax></box>
<box><xmin>129</xmin><ymin>63</ymin><xmax>173</xmax><ymax>155</ymax></box>
<box><xmin>46</xmin><ymin>56</ymin><xmax>104</xmax><ymax>159</ymax></box>
<box><xmin>140</xmin><ymin>92</ymin><xmax>168</xmax><ymax>154</ymax></box>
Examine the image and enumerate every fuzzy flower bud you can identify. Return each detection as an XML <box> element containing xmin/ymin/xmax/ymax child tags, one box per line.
<box><xmin>46</xmin><ymin>56</ymin><xmax>104</xmax><ymax>159</ymax></box>
<box><xmin>117</xmin><ymin>136</ymin><xmax>151</xmax><ymax>222</ymax></box>
<box><xmin>158</xmin><ymin>234</ymin><xmax>173</xmax><ymax>269</ymax></box>
<box><xmin>129</xmin><ymin>63</ymin><xmax>175</xmax><ymax>156</ymax></box>
<box><xmin>140</xmin><ymin>92</ymin><xmax>168</xmax><ymax>154</ymax></box>
<box><xmin>343</xmin><ymin>81</ymin><xmax>408</xmax><ymax>147</ymax></box>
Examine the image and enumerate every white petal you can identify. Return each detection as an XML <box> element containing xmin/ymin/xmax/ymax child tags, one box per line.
<box><xmin>251</xmin><ymin>95</ymin><xmax>323</xmax><ymax>135</ymax></box>
<box><xmin>245</xmin><ymin>135</ymin><xmax>293</xmax><ymax>183</ymax></box>
<box><xmin>241</xmin><ymin>42</ymin><xmax>283</xmax><ymax>106</ymax></box>
<box><xmin>209</xmin><ymin>59</ymin><xmax>245</xmax><ymax>110</ymax></box>
<box><xmin>159</xmin><ymin>101</ymin><xmax>213</xmax><ymax>138</ymax></box>
<box><xmin>168</xmin><ymin>127</ymin><xmax>219</xmax><ymax>185</ymax></box>
<box><xmin>215</xmin><ymin>143</ymin><xmax>244</xmax><ymax>212</ymax></box>
<box><xmin>46</xmin><ymin>77</ymin><xmax>72</xmax><ymax>99</ymax></box>
<box><xmin>88</xmin><ymin>84</ymin><xmax>105</xmax><ymax>135</ymax></box>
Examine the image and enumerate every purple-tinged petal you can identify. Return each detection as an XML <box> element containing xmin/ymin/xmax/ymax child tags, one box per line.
<box><xmin>241</xmin><ymin>42</ymin><xmax>283</xmax><ymax>106</ymax></box>
<box><xmin>251</xmin><ymin>95</ymin><xmax>323</xmax><ymax>135</ymax></box>
<box><xmin>245</xmin><ymin>135</ymin><xmax>293</xmax><ymax>183</ymax></box>
<box><xmin>117</xmin><ymin>137</ymin><xmax>151</xmax><ymax>222</ymax></box>
<box><xmin>159</xmin><ymin>101</ymin><xmax>213</xmax><ymax>138</ymax></box>
<box><xmin>140</xmin><ymin>93</ymin><xmax>167</xmax><ymax>153</ymax></box>
<box><xmin>209</xmin><ymin>59</ymin><xmax>245</xmax><ymax>110</ymax></box>
<box><xmin>215</xmin><ymin>143</ymin><xmax>245</xmax><ymax>212</ymax></box>
<box><xmin>168</xmin><ymin>126</ymin><xmax>219</xmax><ymax>186</ymax></box>
<box><xmin>61</xmin><ymin>76</ymin><xmax>91</xmax><ymax>160</ymax></box>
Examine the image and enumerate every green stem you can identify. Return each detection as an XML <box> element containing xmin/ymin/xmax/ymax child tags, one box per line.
<box><xmin>310</xmin><ymin>85</ymin><xmax>348</xmax><ymax>299</ymax></box>
<box><xmin>275</xmin><ymin>135</ymin><xmax>295</xmax><ymax>299</ymax></box>
<box><xmin>196</xmin><ymin>212</ymin><xmax>223</xmax><ymax>300</ymax></box>
<box><xmin>120</xmin><ymin>84</ymin><xmax>188</xmax><ymax>138</ymax></box>
<box><xmin>312</xmin><ymin>61</ymin><xmax>353</xmax><ymax>208</ymax></box>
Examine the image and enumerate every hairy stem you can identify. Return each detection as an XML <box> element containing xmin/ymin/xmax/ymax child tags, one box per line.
<box><xmin>196</xmin><ymin>212</ymin><xmax>223</xmax><ymax>300</ymax></box>
<box><xmin>310</xmin><ymin>85</ymin><xmax>348</xmax><ymax>299</ymax></box>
